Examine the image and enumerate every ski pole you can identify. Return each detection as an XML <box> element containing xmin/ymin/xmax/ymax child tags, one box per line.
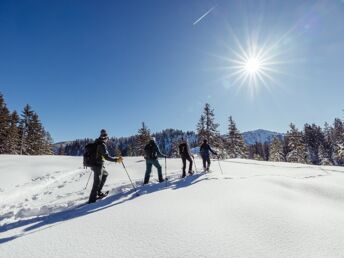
<box><xmin>165</xmin><ymin>156</ymin><xmax>167</xmax><ymax>186</ymax></box>
<box><xmin>192</xmin><ymin>156</ymin><xmax>198</xmax><ymax>173</ymax></box>
<box><xmin>121</xmin><ymin>161</ymin><xmax>139</xmax><ymax>194</ymax></box>
<box><xmin>84</xmin><ymin>168</ymin><xmax>92</xmax><ymax>190</ymax></box>
<box><xmin>217</xmin><ymin>157</ymin><xmax>224</xmax><ymax>175</ymax></box>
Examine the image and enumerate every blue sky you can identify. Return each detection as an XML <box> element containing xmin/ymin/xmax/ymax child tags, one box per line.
<box><xmin>1</xmin><ymin>0</ymin><xmax>343</xmax><ymax>142</ymax></box>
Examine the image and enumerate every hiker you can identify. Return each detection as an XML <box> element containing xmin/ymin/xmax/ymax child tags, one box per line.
<box><xmin>179</xmin><ymin>138</ymin><xmax>194</xmax><ymax>178</ymax></box>
<box><xmin>143</xmin><ymin>137</ymin><xmax>167</xmax><ymax>184</ymax></box>
<box><xmin>88</xmin><ymin>129</ymin><xmax>122</xmax><ymax>203</ymax></box>
<box><xmin>200</xmin><ymin>139</ymin><xmax>217</xmax><ymax>172</ymax></box>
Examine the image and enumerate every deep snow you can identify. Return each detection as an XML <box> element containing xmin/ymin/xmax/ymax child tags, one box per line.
<box><xmin>1</xmin><ymin>155</ymin><xmax>344</xmax><ymax>257</ymax></box>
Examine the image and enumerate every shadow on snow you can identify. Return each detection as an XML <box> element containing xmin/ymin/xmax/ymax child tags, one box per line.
<box><xmin>0</xmin><ymin>173</ymin><xmax>209</xmax><ymax>244</ymax></box>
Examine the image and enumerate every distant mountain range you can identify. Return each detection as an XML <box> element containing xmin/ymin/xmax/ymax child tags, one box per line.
<box><xmin>242</xmin><ymin>129</ymin><xmax>284</xmax><ymax>145</ymax></box>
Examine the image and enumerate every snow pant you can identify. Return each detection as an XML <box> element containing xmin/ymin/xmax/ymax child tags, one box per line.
<box><xmin>89</xmin><ymin>166</ymin><xmax>108</xmax><ymax>203</ymax></box>
<box><xmin>201</xmin><ymin>155</ymin><xmax>211</xmax><ymax>171</ymax></box>
<box><xmin>144</xmin><ymin>159</ymin><xmax>163</xmax><ymax>184</ymax></box>
<box><xmin>181</xmin><ymin>156</ymin><xmax>193</xmax><ymax>176</ymax></box>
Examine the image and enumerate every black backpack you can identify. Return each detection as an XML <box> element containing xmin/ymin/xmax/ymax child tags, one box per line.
<box><xmin>144</xmin><ymin>143</ymin><xmax>155</xmax><ymax>159</ymax></box>
<box><xmin>83</xmin><ymin>142</ymin><xmax>99</xmax><ymax>167</ymax></box>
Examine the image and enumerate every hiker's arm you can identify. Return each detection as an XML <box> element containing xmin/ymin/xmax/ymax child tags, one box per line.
<box><xmin>98</xmin><ymin>144</ymin><xmax>119</xmax><ymax>162</ymax></box>
<box><xmin>155</xmin><ymin>144</ymin><xmax>166</xmax><ymax>158</ymax></box>
<box><xmin>209</xmin><ymin>146</ymin><xmax>217</xmax><ymax>155</ymax></box>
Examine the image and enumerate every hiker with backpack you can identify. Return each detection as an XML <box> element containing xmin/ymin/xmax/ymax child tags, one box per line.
<box><xmin>200</xmin><ymin>139</ymin><xmax>217</xmax><ymax>172</ymax></box>
<box><xmin>179</xmin><ymin>138</ymin><xmax>194</xmax><ymax>178</ymax></box>
<box><xmin>143</xmin><ymin>137</ymin><xmax>167</xmax><ymax>184</ymax></box>
<box><xmin>84</xmin><ymin>129</ymin><xmax>123</xmax><ymax>204</ymax></box>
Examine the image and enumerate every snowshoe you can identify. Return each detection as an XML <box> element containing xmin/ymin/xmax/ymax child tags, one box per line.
<box><xmin>96</xmin><ymin>190</ymin><xmax>109</xmax><ymax>200</ymax></box>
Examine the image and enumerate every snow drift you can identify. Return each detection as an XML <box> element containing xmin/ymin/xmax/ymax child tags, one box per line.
<box><xmin>1</xmin><ymin>155</ymin><xmax>344</xmax><ymax>257</ymax></box>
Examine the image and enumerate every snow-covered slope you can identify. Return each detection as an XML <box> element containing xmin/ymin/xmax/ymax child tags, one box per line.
<box><xmin>242</xmin><ymin>129</ymin><xmax>284</xmax><ymax>145</ymax></box>
<box><xmin>1</xmin><ymin>155</ymin><xmax>344</xmax><ymax>257</ymax></box>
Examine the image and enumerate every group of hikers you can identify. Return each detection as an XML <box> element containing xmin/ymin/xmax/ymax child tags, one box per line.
<box><xmin>87</xmin><ymin>129</ymin><xmax>218</xmax><ymax>203</ymax></box>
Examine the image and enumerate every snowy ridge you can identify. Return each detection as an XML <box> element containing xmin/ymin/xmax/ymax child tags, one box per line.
<box><xmin>242</xmin><ymin>129</ymin><xmax>284</xmax><ymax>145</ymax></box>
<box><xmin>1</xmin><ymin>155</ymin><xmax>344</xmax><ymax>257</ymax></box>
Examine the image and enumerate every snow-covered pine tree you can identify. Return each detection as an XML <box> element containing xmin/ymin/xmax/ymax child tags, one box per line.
<box><xmin>285</xmin><ymin>123</ymin><xmax>307</xmax><ymax>163</ymax></box>
<box><xmin>332</xmin><ymin>118</ymin><xmax>344</xmax><ymax>165</ymax></box>
<box><xmin>135</xmin><ymin>122</ymin><xmax>151</xmax><ymax>156</ymax></box>
<box><xmin>0</xmin><ymin>93</ymin><xmax>11</xmax><ymax>154</ymax></box>
<box><xmin>269</xmin><ymin>137</ymin><xmax>285</xmax><ymax>162</ymax></box>
<box><xmin>303</xmin><ymin>123</ymin><xmax>324</xmax><ymax>165</ymax></box>
<box><xmin>226</xmin><ymin>116</ymin><xmax>247</xmax><ymax>159</ymax></box>
<box><xmin>19</xmin><ymin>104</ymin><xmax>33</xmax><ymax>155</ymax></box>
<box><xmin>318</xmin><ymin>143</ymin><xmax>333</xmax><ymax>165</ymax></box>
<box><xmin>196</xmin><ymin>103</ymin><xmax>223</xmax><ymax>154</ymax></box>
<box><xmin>196</xmin><ymin>114</ymin><xmax>206</xmax><ymax>144</ymax></box>
<box><xmin>7</xmin><ymin>111</ymin><xmax>21</xmax><ymax>154</ymax></box>
<box><xmin>19</xmin><ymin>105</ymin><xmax>52</xmax><ymax>155</ymax></box>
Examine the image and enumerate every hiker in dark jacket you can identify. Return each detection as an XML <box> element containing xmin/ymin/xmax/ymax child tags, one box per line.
<box><xmin>89</xmin><ymin>129</ymin><xmax>122</xmax><ymax>204</ymax></box>
<box><xmin>179</xmin><ymin>138</ymin><xmax>194</xmax><ymax>178</ymax></box>
<box><xmin>143</xmin><ymin>137</ymin><xmax>167</xmax><ymax>184</ymax></box>
<box><xmin>200</xmin><ymin>139</ymin><xmax>217</xmax><ymax>172</ymax></box>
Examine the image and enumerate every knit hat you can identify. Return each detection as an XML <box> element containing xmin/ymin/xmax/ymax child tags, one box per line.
<box><xmin>100</xmin><ymin>129</ymin><xmax>109</xmax><ymax>140</ymax></box>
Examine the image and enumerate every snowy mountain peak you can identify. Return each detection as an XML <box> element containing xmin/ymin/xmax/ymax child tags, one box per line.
<box><xmin>242</xmin><ymin>129</ymin><xmax>284</xmax><ymax>145</ymax></box>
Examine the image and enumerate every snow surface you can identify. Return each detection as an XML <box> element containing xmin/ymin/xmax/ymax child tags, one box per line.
<box><xmin>1</xmin><ymin>155</ymin><xmax>344</xmax><ymax>257</ymax></box>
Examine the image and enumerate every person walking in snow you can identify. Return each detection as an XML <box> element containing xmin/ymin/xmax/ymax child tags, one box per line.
<box><xmin>179</xmin><ymin>138</ymin><xmax>194</xmax><ymax>178</ymax></box>
<box><xmin>200</xmin><ymin>139</ymin><xmax>217</xmax><ymax>172</ymax></box>
<box><xmin>88</xmin><ymin>129</ymin><xmax>122</xmax><ymax>204</ymax></box>
<box><xmin>143</xmin><ymin>137</ymin><xmax>167</xmax><ymax>184</ymax></box>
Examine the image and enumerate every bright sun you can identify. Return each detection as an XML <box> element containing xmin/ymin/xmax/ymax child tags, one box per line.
<box><xmin>216</xmin><ymin>30</ymin><xmax>286</xmax><ymax>98</ymax></box>
<box><xmin>244</xmin><ymin>57</ymin><xmax>262</xmax><ymax>74</ymax></box>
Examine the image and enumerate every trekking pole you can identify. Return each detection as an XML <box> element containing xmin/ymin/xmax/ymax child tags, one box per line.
<box><xmin>84</xmin><ymin>168</ymin><xmax>92</xmax><ymax>190</ymax></box>
<box><xmin>217</xmin><ymin>157</ymin><xmax>224</xmax><ymax>175</ymax></box>
<box><xmin>121</xmin><ymin>161</ymin><xmax>139</xmax><ymax>194</ymax></box>
<box><xmin>165</xmin><ymin>157</ymin><xmax>168</xmax><ymax>187</ymax></box>
<box><xmin>192</xmin><ymin>156</ymin><xmax>198</xmax><ymax>173</ymax></box>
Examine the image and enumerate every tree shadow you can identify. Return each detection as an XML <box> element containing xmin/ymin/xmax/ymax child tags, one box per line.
<box><xmin>0</xmin><ymin>173</ymin><xmax>209</xmax><ymax>244</ymax></box>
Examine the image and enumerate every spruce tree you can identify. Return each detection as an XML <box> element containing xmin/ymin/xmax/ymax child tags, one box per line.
<box><xmin>0</xmin><ymin>93</ymin><xmax>11</xmax><ymax>154</ymax></box>
<box><xmin>136</xmin><ymin>122</ymin><xmax>151</xmax><ymax>156</ymax></box>
<box><xmin>303</xmin><ymin>123</ymin><xmax>324</xmax><ymax>164</ymax></box>
<box><xmin>196</xmin><ymin>103</ymin><xmax>223</xmax><ymax>153</ymax></box>
<box><xmin>269</xmin><ymin>138</ymin><xmax>285</xmax><ymax>162</ymax></box>
<box><xmin>7</xmin><ymin>111</ymin><xmax>21</xmax><ymax>154</ymax></box>
<box><xmin>286</xmin><ymin>123</ymin><xmax>307</xmax><ymax>163</ymax></box>
<box><xmin>332</xmin><ymin>118</ymin><xmax>344</xmax><ymax>164</ymax></box>
<box><xmin>226</xmin><ymin>116</ymin><xmax>247</xmax><ymax>158</ymax></box>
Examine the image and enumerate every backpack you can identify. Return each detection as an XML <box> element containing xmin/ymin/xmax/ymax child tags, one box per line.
<box><xmin>144</xmin><ymin>143</ymin><xmax>155</xmax><ymax>159</ymax></box>
<box><xmin>83</xmin><ymin>142</ymin><xmax>99</xmax><ymax>167</ymax></box>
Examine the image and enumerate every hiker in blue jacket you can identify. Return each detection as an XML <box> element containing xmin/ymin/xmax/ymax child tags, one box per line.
<box><xmin>143</xmin><ymin>137</ymin><xmax>167</xmax><ymax>184</ymax></box>
<box><xmin>200</xmin><ymin>139</ymin><xmax>217</xmax><ymax>172</ymax></box>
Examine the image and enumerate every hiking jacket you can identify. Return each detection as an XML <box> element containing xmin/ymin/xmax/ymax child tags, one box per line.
<box><xmin>179</xmin><ymin>142</ymin><xmax>192</xmax><ymax>158</ymax></box>
<box><xmin>95</xmin><ymin>138</ymin><xmax>117</xmax><ymax>166</ymax></box>
<box><xmin>200</xmin><ymin>143</ymin><xmax>217</xmax><ymax>158</ymax></box>
<box><xmin>144</xmin><ymin>141</ymin><xmax>165</xmax><ymax>160</ymax></box>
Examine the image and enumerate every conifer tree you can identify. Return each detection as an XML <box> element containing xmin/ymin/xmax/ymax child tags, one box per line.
<box><xmin>196</xmin><ymin>103</ymin><xmax>222</xmax><ymax>152</ymax></box>
<box><xmin>303</xmin><ymin>123</ymin><xmax>324</xmax><ymax>164</ymax></box>
<box><xmin>332</xmin><ymin>118</ymin><xmax>344</xmax><ymax>164</ymax></box>
<box><xmin>0</xmin><ymin>93</ymin><xmax>11</xmax><ymax>154</ymax></box>
<box><xmin>269</xmin><ymin>138</ymin><xmax>285</xmax><ymax>162</ymax></box>
<box><xmin>286</xmin><ymin>123</ymin><xmax>307</xmax><ymax>163</ymax></box>
<box><xmin>226</xmin><ymin>116</ymin><xmax>247</xmax><ymax>158</ymax></box>
<box><xmin>7</xmin><ymin>111</ymin><xmax>21</xmax><ymax>154</ymax></box>
<box><xmin>136</xmin><ymin>122</ymin><xmax>151</xmax><ymax>156</ymax></box>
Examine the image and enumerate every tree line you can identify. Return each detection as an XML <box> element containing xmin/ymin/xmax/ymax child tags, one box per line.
<box><xmin>0</xmin><ymin>93</ymin><xmax>53</xmax><ymax>155</ymax></box>
<box><xmin>2</xmin><ymin>90</ymin><xmax>342</xmax><ymax>166</ymax></box>
<box><xmin>58</xmin><ymin>103</ymin><xmax>344</xmax><ymax>166</ymax></box>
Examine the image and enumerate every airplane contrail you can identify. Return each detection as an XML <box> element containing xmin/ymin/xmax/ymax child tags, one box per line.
<box><xmin>193</xmin><ymin>5</ymin><xmax>216</xmax><ymax>26</ymax></box>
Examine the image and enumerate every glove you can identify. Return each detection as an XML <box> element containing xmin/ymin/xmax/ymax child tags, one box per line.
<box><xmin>116</xmin><ymin>156</ymin><xmax>123</xmax><ymax>163</ymax></box>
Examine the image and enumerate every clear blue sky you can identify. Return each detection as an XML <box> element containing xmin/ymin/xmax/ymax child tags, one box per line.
<box><xmin>1</xmin><ymin>0</ymin><xmax>343</xmax><ymax>142</ymax></box>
